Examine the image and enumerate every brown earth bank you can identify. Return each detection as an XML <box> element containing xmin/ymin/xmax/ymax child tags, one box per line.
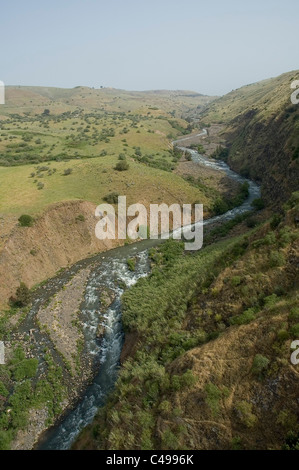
<box><xmin>0</xmin><ymin>200</ymin><xmax>123</xmax><ymax>308</ymax></box>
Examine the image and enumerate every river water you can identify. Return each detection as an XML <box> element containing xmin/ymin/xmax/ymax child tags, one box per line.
<box><xmin>36</xmin><ymin>135</ymin><xmax>260</xmax><ymax>449</ymax></box>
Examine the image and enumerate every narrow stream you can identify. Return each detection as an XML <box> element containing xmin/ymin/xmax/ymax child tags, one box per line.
<box><xmin>36</xmin><ymin>134</ymin><xmax>260</xmax><ymax>449</ymax></box>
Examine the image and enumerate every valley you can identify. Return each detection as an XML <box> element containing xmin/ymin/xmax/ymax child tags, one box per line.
<box><xmin>0</xmin><ymin>70</ymin><xmax>298</xmax><ymax>451</ymax></box>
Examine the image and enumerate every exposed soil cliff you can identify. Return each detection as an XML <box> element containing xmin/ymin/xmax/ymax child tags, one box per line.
<box><xmin>0</xmin><ymin>200</ymin><xmax>122</xmax><ymax>307</ymax></box>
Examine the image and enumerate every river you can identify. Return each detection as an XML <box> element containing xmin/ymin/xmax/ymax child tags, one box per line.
<box><xmin>35</xmin><ymin>133</ymin><xmax>260</xmax><ymax>449</ymax></box>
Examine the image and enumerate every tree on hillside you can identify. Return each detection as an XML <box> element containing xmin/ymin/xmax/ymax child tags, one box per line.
<box><xmin>13</xmin><ymin>282</ymin><xmax>31</xmax><ymax>307</ymax></box>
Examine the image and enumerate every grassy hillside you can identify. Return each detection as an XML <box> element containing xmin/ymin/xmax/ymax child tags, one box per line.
<box><xmin>0</xmin><ymin>104</ymin><xmax>187</xmax><ymax>167</ymax></box>
<box><xmin>74</xmin><ymin>192</ymin><xmax>299</xmax><ymax>450</ymax></box>
<box><xmin>200</xmin><ymin>70</ymin><xmax>299</xmax><ymax>205</ymax></box>
<box><xmin>0</xmin><ymin>156</ymin><xmax>211</xmax><ymax>216</ymax></box>
<box><xmin>201</xmin><ymin>70</ymin><xmax>299</xmax><ymax>123</ymax></box>
<box><xmin>2</xmin><ymin>86</ymin><xmax>215</xmax><ymax>117</ymax></box>
<box><xmin>0</xmin><ymin>86</ymin><xmax>221</xmax><ymax>218</ymax></box>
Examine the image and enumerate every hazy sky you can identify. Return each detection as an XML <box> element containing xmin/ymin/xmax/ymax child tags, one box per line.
<box><xmin>1</xmin><ymin>0</ymin><xmax>298</xmax><ymax>95</ymax></box>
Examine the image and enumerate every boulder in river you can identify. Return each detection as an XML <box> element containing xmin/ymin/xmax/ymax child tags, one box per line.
<box><xmin>96</xmin><ymin>323</ymin><xmax>106</xmax><ymax>339</ymax></box>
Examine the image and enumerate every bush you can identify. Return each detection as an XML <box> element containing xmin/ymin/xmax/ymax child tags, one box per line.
<box><xmin>0</xmin><ymin>430</ymin><xmax>12</xmax><ymax>450</ymax></box>
<box><xmin>277</xmin><ymin>410</ymin><xmax>297</xmax><ymax>431</ymax></box>
<box><xmin>263</xmin><ymin>294</ymin><xmax>279</xmax><ymax>307</ymax></box>
<box><xmin>290</xmin><ymin>323</ymin><xmax>299</xmax><ymax>338</ymax></box>
<box><xmin>0</xmin><ymin>381</ymin><xmax>9</xmax><ymax>398</ymax></box>
<box><xmin>269</xmin><ymin>251</ymin><xmax>285</xmax><ymax>268</ymax></box>
<box><xmin>212</xmin><ymin>198</ymin><xmax>229</xmax><ymax>216</ymax></box>
<box><xmin>127</xmin><ymin>258</ymin><xmax>136</xmax><ymax>272</ymax></box>
<box><xmin>229</xmin><ymin>308</ymin><xmax>256</xmax><ymax>325</ymax></box>
<box><xmin>231</xmin><ymin>436</ymin><xmax>243</xmax><ymax>450</ymax></box>
<box><xmin>251</xmin><ymin>198</ymin><xmax>265</xmax><ymax>210</ymax></box>
<box><xmin>251</xmin><ymin>354</ymin><xmax>270</xmax><ymax>377</ymax></box>
<box><xmin>277</xmin><ymin>329</ymin><xmax>289</xmax><ymax>342</ymax></box>
<box><xmin>246</xmin><ymin>217</ymin><xmax>258</xmax><ymax>228</ymax></box>
<box><xmin>18</xmin><ymin>214</ymin><xmax>34</xmax><ymax>227</ymax></box>
<box><xmin>180</xmin><ymin>370</ymin><xmax>197</xmax><ymax>388</ymax></box>
<box><xmin>115</xmin><ymin>160</ymin><xmax>129</xmax><ymax>171</ymax></box>
<box><xmin>264</xmin><ymin>232</ymin><xmax>276</xmax><ymax>245</ymax></box>
<box><xmin>270</xmin><ymin>214</ymin><xmax>282</xmax><ymax>229</ymax></box>
<box><xmin>236</xmin><ymin>401</ymin><xmax>257</xmax><ymax>428</ymax></box>
<box><xmin>282</xmin><ymin>431</ymin><xmax>299</xmax><ymax>450</ymax></box>
<box><xmin>13</xmin><ymin>358</ymin><xmax>38</xmax><ymax>381</ymax></box>
<box><xmin>161</xmin><ymin>428</ymin><xmax>178</xmax><ymax>449</ymax></box>
<box><xmin>13</xmin><ymin>282</ymin><xmax>31</xmax><ymax>307</ymax></box>
<box><xmin>103</xmin><ymin>192</ymin><xmax>119</xmax><ymax>204</ymax></box>
<box><xmin>63</xmin><ymin>168</ymin><xmax>73</xmax><ymax>176</ymax></box>
<box><xmin>205</xmin><ymin>382</ymin><xmax>222</xmax><ymax>416</ymax></box>
<box><xmin>289</xmin><ymin>307</ymin><xmax>299</xmax><ymax>322</ymax></box>
<box><xmin>231</xmin><ymin>276</ymin><xmax>242</xmax><ymax>287</ymax></box>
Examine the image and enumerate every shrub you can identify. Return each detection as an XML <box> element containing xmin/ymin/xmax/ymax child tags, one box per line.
<box><xmin>180</xmin><ymin>370</ymin><xmax>197</xmax><ymax>388</ymax></box>
<box><xmin>115</xmin><ymin>160</ymin><xmax>129</xmax><ymax>171</ymax></box>
<box><xmin>161</xmin><ymin>428</ymin><xmax>178</xmax><ymax>449</ymax></box>
<box><xmin>263</xmin><ymin>294</ymin><xmax>279</xmax><ymax>308</ymax></box>
<box><xmin>205</xmin><ymin>382</ymin><xmax>222</xmax><ymax>416</ymax></box>
<box><xmin>264</xmin><ymin>232</ymin><xmax>276</xmax><ymax>245</ymax></box>
<box><xmin>290</xmin><ymin>323</ymin><xmax>299</xmax><ymax>338</ymax></box>
<box><xmin>159</xmin><ymin>400</ymin><xmax>172</xmax><ymax>414</ymax></box>
<box><xmin>289</xmin><ymin>307</ymin><xmax>299</xmax><ymax>321</ymax></box>
<box><xmin>251</xmin><ymin>198</ymin><xmax>265</xmax><ymax>210</ymax></box>
<box><xmin>212</xmin><ymin>146</ymin><xmax>229</xmax><ymax>161</ymax></box>
<box><xmin>231</xmin><ymin>276</ymin><xmax>242</xmax><ymax>287</ymax></box>
<box><xmin>246</xmin><ymin>217</ymin><xmax>258</xmax><ymax>228</ymax></box>
<box><xmin>269</xmin><ymin>251</ymin><xmax>285</xmax><ymax>268</ymax></box>
<box><xmin>286</xmin><ymin>191</ymin><xmax>299</xmax><ymax>209</ymax></box>
<box><xmin>251</xmin><ymin>354</ymin><xmax>270</xmax><ymax>377</ymax></box>
<box><xmin>63</xmin><ymin>168</ymin><xmax>73</xmax><ymax>176</ymax></box>
<box><xmin>0</xmin><ymin>381</ymin><xmax>9</xmax><ymax>398</ymax></box>
<box><xmin>277</xmin><ymin>410</ymin><xmax>297</xmax><ymax>430</ymax></box>
<box><xmin>270</xmin><ymin>214</ymin><xmax>282</xmax><ymax>229</ymax></box>
<box><xmin>277</xmin><ymin>329</ymin><xmax>289</xmax><ymax>342</ymax></box>
<box><xmin>282</xmin><ymin>431</ymin><xmax>299</xmax><ymax>450</ymax></box>
<box><xmin>212</xmin><ymin>198</ymin><xmax>229</xmax><ymax>215</ymax></box>
<box><xmin>127</xmin><ymin>258</ymin><xmax>136</xmax><ymax>272</ymax></box>
<box><xmin>278</xmin><ymin>227</ymin><xmax>298</xmax><ymax>247</ymax></box>
<box><xmin>231</xmin><ymin>436</ymin><xmax>243</xmax><ymax>450</ymax></box>
<box><xmin>18</xmin><ymin>214</ymin><xmax>34</xmax><ymax>227</ymax></box>
<box><xmin>236</xmin><ymin>401</ymin><xmax>257</xmax><ymax>428</ymax></box>
<box><xmin>103</xmin><ymin>192</ymin><xmax>119</xmax><ymax>204</ymax></box>
<box><xmin>75</xmin><ymin>214</ymin><xmax>85</xmax><ymax>222</ymax></box>
<box><xmin>229</xmin><ymin>308</ymin><xmax>256</xmax><ymax>325</ymax></box>
<box><xmin>13</xmin><ymin>358</ymin><xmax>38</xmax><ymax>381</ymax></box>
<box><xmin>0</xmin><ymin>430</ymin><xmax>12</xmax><ymax>450</ymax></box>
<box><xmin>14</xmin><ymin>282</ymin><xmax>31</xmax><ymax>307</ymax></box>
